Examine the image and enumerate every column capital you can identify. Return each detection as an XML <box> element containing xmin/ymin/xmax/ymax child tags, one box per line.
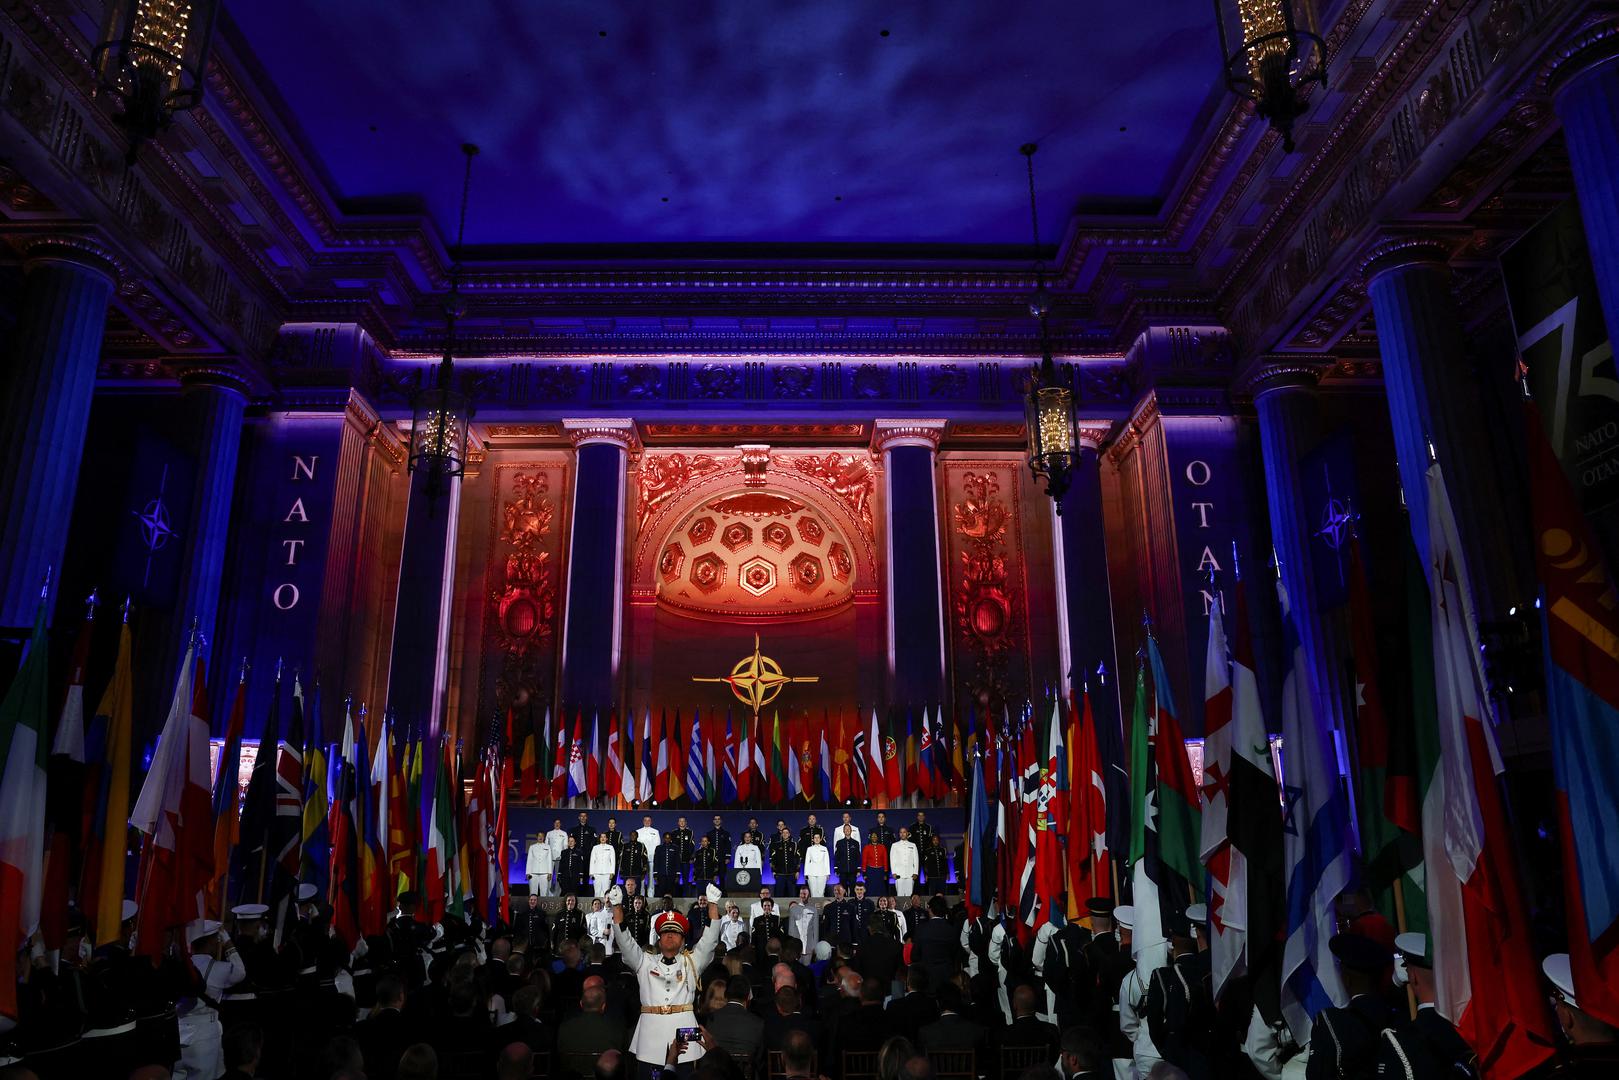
<box><xmin>871</xmin><ymin>418</ymin><xmax>947</xmax><ymax>453</ymax></box>
<box><xmin>1547</xmin><ymin>18</ymin><xmax>1619</xmax><ymax>98</ymax></box>
<box><xmin>1359</xmin><ymin>235</ymin><xmax>1453</xmax><ymax>283</ymax></box>
<box><xmin>1075</xmin><ymin>420</ymin><xmax>1113</xmax><ymax>452</ymax></box>
<box><xmin>22</xmin><ymin>237</ymin><xmax>121</xmax><ymax>284</ymax></box>
<box><xmin>175</xmin><ymin>362</ymin><xmax>253</xmax><ymax>398</ymax></box>
<box><xmin>563</xmin><ymin>418</ymin><xmax>640</xmax><ymax>452</ymax></box>
<box><xmin>1243</xmin><ymin>356</ymin><xmax>1334</xmax><ymax>397</ymax></box>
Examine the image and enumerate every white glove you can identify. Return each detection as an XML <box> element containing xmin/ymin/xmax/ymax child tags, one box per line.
<box><xmin>608</xmin><ymin>885</ymin><xmax>624</xmax><ymax>906</ymax></box>
<box><xmin>706</xmin><ymin>883</ymin><xmax>723</xmax><ymax>905</ymax></box>
<box><xmin>990</xmin><ymin>923</ymin><xmax>1006</xmax><ymax>945</ymax></box>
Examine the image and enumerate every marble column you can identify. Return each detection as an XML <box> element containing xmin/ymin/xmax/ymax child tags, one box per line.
<box><xmin>1362</xmin><ymin>238</ymin><xmax>1505</xmax><ymax>610</ymax></box>
<box><xmin>0</xmin><ymin>241</ymin><xmax>116</xmax><ymax>630</ymax></box>
<box><xmin>1249</xmin><ymin>360</ymin><xmax>1349</xmax><ymax>736</ymax></box>
<box><xmin>168</xmin><ymin>367</ymin><xmax>248</xmax><ymax>647</ymax></box>
<box><xmin>874</xmin><ymin>419</ymin><xmax>948</xmax><ymax>708</ymax></box>
<box><xmin>384</xmin><ymin>422</ymin><xmax>468</xmax><ymax>741</ymax></box>
<box><xmin>1054</xmin><ymin>421</ymin><xmax>1129</xmax><ymax>857</ymax></box>
<box><xmin>1552</xmin><ymin>26</ymin><xmax>1619</xmax><ymax>351</ymax></box>
<box><xmin>557</xmin><ymin>419</ymin><xmax>635</xmax><ymax>714</ymax></box>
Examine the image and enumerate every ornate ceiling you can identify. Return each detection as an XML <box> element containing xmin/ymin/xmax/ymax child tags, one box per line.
<box><xmin>0</xmin><ymin>0</ymin><xmax>1601</xmax><ymax>388</ymax></box>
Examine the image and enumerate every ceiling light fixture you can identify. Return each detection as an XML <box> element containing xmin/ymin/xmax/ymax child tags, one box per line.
<box><xmin>93</xmin><ymin>0</ymin><xmax>220</xmax><ymax>164</ymax></box>
<box><xmin>1019</xmin><ymin>142</ymin><xmax>1076</xmax><ymax>514</ymax></box>
<box><xmin>1213</xmin><ymin>0</ymin><xmax>1327</xmax><ymax>152</ymax></box>
<box><xmin>408</xmin><ymin>142</ymin><xmax>480</xmax><ymax>514</ymax></box>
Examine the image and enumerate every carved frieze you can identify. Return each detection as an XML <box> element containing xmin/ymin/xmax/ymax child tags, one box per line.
<box><xmin>787</xmin><ymin>453</ymin><xmax>876</xmax><ymax>539</ymax></box>
<box><xmin>636</xmin><ymin>452</ymin><xmax>727</xmax><ymax>534</ymax></box>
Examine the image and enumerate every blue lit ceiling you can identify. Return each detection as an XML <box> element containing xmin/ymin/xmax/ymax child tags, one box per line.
<box><xmin>226</xmin><ymin>0</ymin><xmax>1224</xmax><ymax>249</ymax></box>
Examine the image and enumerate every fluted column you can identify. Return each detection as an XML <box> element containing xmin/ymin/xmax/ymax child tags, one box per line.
<box><xmin>874</xmin><ymin>419</ymin><xmax>948</xmax><ymax>708</ymax></box>
<box><xmin>557</xmin><ymin>419</ymin><xmax>636</xmax><ymax>714</ymax></box>
<box><xmin>1054</xmin><ymin>421</ymin><xmax>1128</xmax><ymax>853</ymax></box>
<box><xmin>170</xmin><ymin>368</ymin><xmax>248</xmax><ymax>645</ymax></box>
<box><xmin>1552</xmin><ymin>25</ymin><xmax>1619</xmax><ymax>351</ymax></box>
<box><xmin>385</xmin><ymin>420</ymin><xmax>469</xmax><ymax>741</ymax></box>
<box><xmin>0</xmin><ymin>242</ymin><xmax>116</xmax><ymax>631</ymax></box>
<box><xmin>1249</xmin><ymin>360</ymin><xmax>1349</xmax><ymax>737</ymax></box>
<box><xmin>1363</xmin><ymin>238</ymin><xmax>1504</xmax><ymax>609</ymax></box>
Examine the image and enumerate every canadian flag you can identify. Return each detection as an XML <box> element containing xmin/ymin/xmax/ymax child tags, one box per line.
<box><xmin>130</xmin><ymin>644</ymin><xmax>214</xmax><ymax>957</ymax></box>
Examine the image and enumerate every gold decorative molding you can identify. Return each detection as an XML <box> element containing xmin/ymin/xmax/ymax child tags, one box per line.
<box><xmin>871</xmin><ymin>418</ymin><xmax>948</xmax><ymax>453</ymax></box>
<box><xmin>562</xmin><ymin>417</ymin><xmax>640</xmax><ymax>451</ymax></box>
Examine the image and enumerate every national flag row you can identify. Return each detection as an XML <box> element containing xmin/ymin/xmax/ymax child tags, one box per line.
<box><xmin>0</xmin><ymin>609</ymin><xmax>514</xmax><ymax>1023</ymax></box>
<box><xmin>507</xmin><ymin>702</ymin><xmax>978</xmax><ymax>808</ymax></box>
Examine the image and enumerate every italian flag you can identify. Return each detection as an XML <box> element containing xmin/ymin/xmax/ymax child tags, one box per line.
<box><xmin>0</xmin><ymin>609</ymin><xmax>50</xmax><ymax>1021</ymax></box>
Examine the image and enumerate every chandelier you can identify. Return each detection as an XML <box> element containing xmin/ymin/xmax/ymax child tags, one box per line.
<box><xmin>1213</xmin><ymin>0</ymin><xmax>1327</xmax><ymax>152</ymax></box>
<box><xmin>408</xmin><ymin>143</ymin><xmax>480</xmax><ymax>512</ymax></box>
<box><xmin>1019</xmin><ymin>143</ymin><xmax>1076</xmax><ymax>512</ymax></box>
<box><xmin>93</xmin><ymin>0</ymin><xmax>220</xmax><ymax>164</ymax></box>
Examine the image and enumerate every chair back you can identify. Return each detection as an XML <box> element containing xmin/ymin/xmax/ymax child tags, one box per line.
<box><xmin>928</xmin><ymin>1048</ymin><xmax>975</xmax><ymax>1080</ymax></box>
<box><xmin>841</xmin><ymin>1048</ymin><xmax>880</xmax><ymax>1080</ymax></box>
<box><xmin>999</xmin><ymin>1043</ymin><xmax>1050</xmax><ymax>1077</ymax></box>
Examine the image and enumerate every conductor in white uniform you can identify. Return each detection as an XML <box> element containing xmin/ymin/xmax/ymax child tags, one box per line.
<box><xmin>613</xmin><ymin>883</ymin><xmax>722</xmax><ymax>1076</ymax></box>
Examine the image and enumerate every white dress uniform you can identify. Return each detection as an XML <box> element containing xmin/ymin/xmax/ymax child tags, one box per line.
<box><xmin>175</xmin><ymin>933</ymin><xmax>246</xmax><ymax>1080</ymax></box>
<box><xmin>615</xmin><ymin>913</ymin><xmax>721</xmax><ymax>1065</ymax></box>
<box><xmin>719</xmin><ymin>912</ymin><xmax>747</xmax><ymax>950</ymax></box>
<box><xmin>587</xmin><ymin>906</ymin><xmax>615</xmax><ymax>955</ymax></box>
<box><xmin>527</xmin><ymin>840</ymin><xmax>555</xmax><ymax>896</ymax></box>
<box><xmin>590</xmin><ymin>841</ymin><xmax>618</xmax><ymax>897</ymax></box>
<box><xmin>734</xmin><ymin>842</ymin><xmax>762</xmax><ymax>869</ymax></box>
<box><xmin>890</xmin><ymin>839</ymin><xmax>920</xmax><ymax>897</ymax></box>
<box><xmin>546</xmin><ymin>827</ymin><xmax>569</xmax><ymax>862</ymax></box>
<box><xmin>787</xmin><ymin>900</ymin><xmax>820</xmax><ymax>955</ymax></box>
<box><xmin>803</xmin><ymin>843</ymin><xmax>830</xmax><ymax>896</ymax></box>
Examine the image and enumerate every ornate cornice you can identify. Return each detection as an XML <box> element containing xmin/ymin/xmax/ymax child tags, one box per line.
<box><xmin>562</xmin><ymin>418</ymin><xmax>640</xmax><ymax>452</ymax></box>
<box><xmin>871</xmin><ymin>419</ymin><xmax>948</xmax><ymax>453</ymax></box>
<box><xmin>175</xmin><ymin>362</ymin><xmax>254</xmax><ymax>397</ymax></box>
<box><xmin>20</xmin><ymin>235</ymin><xmax>122</xmax><ymax>282</ymax></box>
<box><xmin>1544</xmin><ymin>16</ymin><xmax>1619</xmax><ymax>96</ymax></box>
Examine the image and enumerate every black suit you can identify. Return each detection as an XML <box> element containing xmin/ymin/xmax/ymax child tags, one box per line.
<box><xmin>917</xmin><ymin>1011</ymin><xmax>989</xmax><ymax>1057</ymax></box>
<box><xmin>708</xmin><ymin>1001</ymin><xmax>765</xmax><ymax>1073</ymax></box>
<box><xmin>830</xmin><ymin>1002</ymin><xmax>890</xmax><ymax>1060</ymax></box>
<box><xmin>1001</xmin><ymin>1014</ymin><xmax>1061</xmax><ymax>1060</ymax></box>
<box><xmin>885</xmin><ymin>991</ymin><xmax>939</xmax><ymax>1044</ymax></box>
<box><xmin>859</xmin><ymin>932</ymin><xmax>902</xmax><ymax>992</ymax></box>
<box><xmin>911</xmin><ymin>918</ymin><xmax>958</xmax><ymax>986</ymax></box>
<box><xmin>763</xmin><ymin>1010</ymin><xmax>823</xmax><ymax>1058</ymax></box>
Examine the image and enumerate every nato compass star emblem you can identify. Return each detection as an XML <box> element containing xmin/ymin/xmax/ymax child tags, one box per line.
<box><xmin>132</xmin><ymin>464</ymin><xmax>180</xmax><ymax>587</ymax></box>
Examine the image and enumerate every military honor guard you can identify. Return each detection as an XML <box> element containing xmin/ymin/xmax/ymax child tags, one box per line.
<box><xmin>611</xmin><ymin>882</ymin><xmax>722</xmax><ymax>1075</ymax></box>
<box><xmin>526</xmin><ymin>832</ymin><xmax>555</xmax><ymax>896</ymax></box>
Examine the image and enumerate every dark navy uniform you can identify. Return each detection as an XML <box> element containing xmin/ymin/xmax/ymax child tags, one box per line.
<box><xmin>834</xmin><ymin>836</ymin><xmax>862</xmax><ymax>885</ymax></box>
<box><xmin>1308</xmin><ymin>994</ymin><xmax>1402</xmax><ymax>1080</ymax></box>
<box><xmin>706</xmin><ymin>824</ymin><xmax>733</xmax><ymax>865</ymax></box>
<box><xmin>868</xmin><ymin>822</ymin><xmax>897</xmax><ymax>848</ymax></box>
<box><xmin>769</xmin><ymin>834</ymin><xmax>799</xmax><ymax>885</ymax></box>
<box><xmin>568</xmin><ymin>819</ymin><xmax>597</xmax><ymax>852</ymax></box>
<box><xmin>557</xmin><ymin>846</ymin><xmax>587</xmax><ymax>894</ymax></box>
<box><xmin>654</xmin><ymin>842</ymin><xmax>683</xmax><ymax>896</ymax></box>
<box><xmin>1145</xmin><ymin>950</ymin><xmax>1216</xmax><ymax>1080</ymax></box>
<box><xmin>669</xmin><ymin>826</ymin><xmax>696</xmax><ymax>884</ymax></box>
<box><xmin>552</xmin><ymin>905</ymin><xmax>586</xmax><ymax>949</ymax></box>
<box><xmin>694</xmin><ymin>845</ymin><xmax>722</xmax><ymax>891</ymax></box>
<box><xmin>1374</xmin><ymin>1007</ymin><xmax>1479</xmax><ymax>1079</ymax></box>
<box><xmin>619</xmin><ymin>838</ymin><xmax>649</xmax><ymax>883</ymax></box>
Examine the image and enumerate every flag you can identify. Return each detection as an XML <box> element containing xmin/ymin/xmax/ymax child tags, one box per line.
<box><xmin>831</xmin><ymin>709</ymin><xmax>851</xmax><ymax>803</ymax></box>
<box><xmin>41</xmin><ymin>603</ymin><xmax>92</xmax><ymax>952</ymax></box>
<box><xmin>238</xmin><ymin>665</ymin><xmax>284</xmax><ymax>905</ymax></box>
<box><xmin>493</xmin><ymin>751</ymin><xmax>511</xmax><ymax>922</ymax></box>
<box><xmin>1226</xmin><ymin>581</ymin><xmax>1284</xmax><ymax>1008</ymax></box>
<box><xmin>1422</xmin><ymin>465</ymin><xmax>1555</xmax><ymax>1076</ymax></box>
<box><xmin>1527</xmin><ymin>403</ymin><xmax>1619</xmax><ymax>1029</ymax></box>
<box><xmin>552</xmin><ymin>710</ymin><xmax>569</xmax><ymax>803</ymax></box>
<box><xmin>769</xmin><ymin>711</ymin><xmax>787</xmax><ymax>804</ymax></box>
<box><xmin>950</xmin><ymin>708</ymin><xmax>966</xmax><ymax>797</ymax></box>
<box><xmin>208</xmin><ymin>666</ymin><xmax>248</xmax><ymax>916</ymax></box>
<box><xmin>686</xmin><ymin>709</ymin><xmax>706</xmax><ymax>805</ymax></box>
<box><xmin>1020</xmin><ymin>701</ymin><xmax>1064</xmax><ymax>934</ymax></box>
<box><xmin>519</xmin><ymin>708</ymin><xmax>539</xmax><ymax>800</ymax></box>
<box><xmin>299</xmin><ymin>685</ymin><xmax>330</xmax><ymax>895</ymax></box>
<box><xmin>705</xmin><ymin>709</ymin><xmax>720</xmax><ymax>805</ymax></box>
<box><xmin>328</xmin><ymin>701</ymin><xmax>361</xmax><ymax>947</ymax></box>
<box><xmin>83</xmin><ymin>619</ymin><xmax>134</xmax><ymax>947</ymax></box>
<box><xmin>567</xmin><ymin>711</ymin><xmax>587</xmax><ymax>800</ymax></box>
<box><xmin>585</xmin><ymin>710</ymin><xmax>602</xmax><ymax>801</ymax></box>
<box><xmin>424</xmin><ymin>738</ymin><xmax>454</xmax><ymax>922</ymax></box>
<box><xmin>386</xmin><ymin>712</ymin><xmax>413</xmax><ymax>897</ymax></box>
<box><xmin>734</xmin><ymin>707</ymin><xmax>751</xmax><ymax>804</ymax></box>
<box><xmin>1126</xmin><ymin>660</ymin><xmax>1171</xmax><ymax>979</ymax></box>
<box><xmin>818</xmin><ymin>714</ymin><xmax>833</xmax><ymax>804</ymax></box>
<box><xmin>1067</xmin><ymin>686</ymin><xmax>1111</xmax><ymax>911</ymax></box>
<box><xmin>917</xmin><ymin>706</ymin><xmax>937</xmax><ymax>800</ymax></box>
<box><xmin>0</xmin><ymin>606</ymin><xmax>49</xmax><ymax>1019</ymax></box>
<box><xmin>130</xmin><ymin>645</ymin><xmax>212</xmax><ymax>958</ymax></box>
<box><xmin>882</xmin><ymin>709</ymin><xmax>902</xmax><ymax>801</ymax></box>
<box><xmin>1200</xmin><ymin>594</ymin><xmax>1242</xmax><ymax>997</ymax></box>
<box><xmin>1147</xmin><ymin>634</ymin><xmax>1201</xmax><ymax>887</ymax></box>
<box><xmin>362</xmin><ymin>711</ymin><xmax>388</xmax><ymax>936</ymax></box>
<box><xmin>667</xmin><ymin>709</ymin><xmax>686</xmax><ymax>804</ymax></box>
<box><xmin>269</xmin><ymin>677</ymin><xmax>305</xmax><ymax>940</ymax></box>
<box><xmin>903</xmin><ymin>708</ymin><xmax>920</xmax><ymax>796</ymax></box>
<box><xmin>654</xmin><ymin>709</ymin><xmax>670</xmax><ymax>804</ymax></box>
<box><xmin>618</xmin><ymin>710</ymin><xmax>636</xmax><ymax>807</ymax></box>
<box><xmin>1276</xmin><ymin>580</ymin><xmax>1353</xmax><ymax>1044</ymax></box>
<box><xmin>852</xmin><ymin>710</ymin><xmax>870</xmax><ymax>803</ymax></box>
<box><xmin>721</xmin><ymin>708</ymin><xmax>739</xmax><ymax>805</ymax></box>
<box><xmin>606</xmin><ymin>707</ymin><xmax>623</xmax><ymax>806</ymax></box>
<box><xmin>965</xmin><ymin>748</ymin><xmax>992</xmax><ymax>916</ymax></box>
<box><xmin>638</xmin><ymin>710</ymin><xmax>654</xmax><ymax>804</ymax></box>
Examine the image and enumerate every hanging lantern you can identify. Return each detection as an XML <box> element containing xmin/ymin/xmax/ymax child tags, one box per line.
<box><xmin>93</xmin><ymin>0</ymin><xmax>220</xmax><ymax>163</ymax></box>
<box><xmin>408</xmin><ymin>144</ymin><xmax>480</xmax><ymax>511</ymax></box>
<box><xmin>1025</xmin><ymin>349</ymin><xmax>1077</xmax><ymax>511</ymax></box>
<box><xmin>1213</xmin><ymin>0</ymin><xmax>1327</xmax><ymax>152</ymax></box>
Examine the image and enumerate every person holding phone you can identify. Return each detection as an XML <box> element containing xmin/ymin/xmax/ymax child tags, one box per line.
<box><xmin>612</xmin><ymin>881</ymin><xmax>723</xmax><ymax>1075</ymax></box>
